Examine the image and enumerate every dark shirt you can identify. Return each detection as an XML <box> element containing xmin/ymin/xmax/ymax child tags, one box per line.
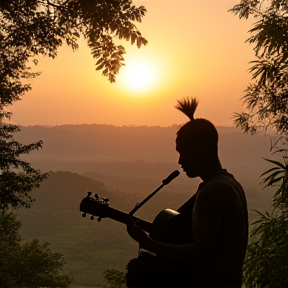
<box><xmin>126</xmin><ymin>169</ymin><xmax>248</xmax><ymax>288</ymax></box>
<box><xmin>179</xmin><ymin>169</ymin><xmax>248</xmax><ymax>284</ymax></box>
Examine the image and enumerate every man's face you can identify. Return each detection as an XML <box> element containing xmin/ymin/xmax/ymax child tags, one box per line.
<box><xmin>176</xmin><ymin>136</ymin><xmax>203</xmax><ymax>178</ymax></box>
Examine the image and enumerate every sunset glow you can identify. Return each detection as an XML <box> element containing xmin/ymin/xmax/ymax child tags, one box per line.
<box><xmin>125</xmin><ymin>64</ymin><xmax>153</xmax><ymax>90</ymax></box>
<box><xmin>10</xmin><ymin>1</ymin><xmax>255</xmax><ymax>127</ymax></box>
<box><xmin>119</xmin><ymin>56</ymin><xmax>161</xmax><ymax>95</ymax></box>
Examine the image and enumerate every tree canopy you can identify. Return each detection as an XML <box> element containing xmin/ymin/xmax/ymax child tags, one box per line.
<box><xmin>231</xmin><ymin>1</ymin><xmax>288</xmax><ymax>287</ymax></box>
<box><xmin>0</xmin><ymin>0</ymin><xmax>147</xmax><ymax>108</ymax></box>
<box><xmin>242</xmin><ymin>149</ymin><xmax>288</xmax><ymax>288</ymax></box>
<box><xmin>0</xmin><ymin>118</ymin><xmax>49</xmax><ymax>210</ymax></box>
<box><xmin>230</xmin><ymin>0</ymin><xmax>288</xmax><ymax>135</ymax></box>
<box><xmin>0</xmin><ymin>211</ymin><xmax>72</xmax><ymax>288</ymax></box>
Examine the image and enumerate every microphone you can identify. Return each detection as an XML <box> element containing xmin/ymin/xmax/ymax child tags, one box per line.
<box><xmin>129</xmin><ymin>170</ymin><xmax>180</xmax><ymax>216</ymax></box>
<box><xmin>162</xmin><ymin>170</ymin><xmax>180</xmax><ymax>185</ymax></box>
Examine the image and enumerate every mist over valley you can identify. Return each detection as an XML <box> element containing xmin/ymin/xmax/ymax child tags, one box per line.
<box><xmin>15</xmin><ymin>124</ymin><xmax>276</xmax><ymax>286</ymax></box>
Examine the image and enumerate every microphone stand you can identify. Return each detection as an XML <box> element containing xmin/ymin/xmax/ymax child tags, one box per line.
<box><xmin>128</xmin><ymin>170</ymin><xmax>179</xmax><ymax>216</ymax></box>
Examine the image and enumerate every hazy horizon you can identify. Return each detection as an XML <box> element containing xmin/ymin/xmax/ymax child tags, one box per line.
<box><xmin>9</xmin><ymin>0</ymin><xmax>254</xmax><ymax>128</ymax></box>
<box><xmin>16</xmin><ymin>124</ymin><xmax>272</xmax><ymax>178</ymax></box>
<box><xmin>14</xmin><ymin>122</ymin><xmax>238</xmax><ymax>128</ymax></box>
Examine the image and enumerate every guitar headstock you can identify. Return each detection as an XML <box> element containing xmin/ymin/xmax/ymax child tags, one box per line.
<box><xmin>80</xmin><ymin>191</ymin><xmax>110</xmax><ymax>222</ymax></box>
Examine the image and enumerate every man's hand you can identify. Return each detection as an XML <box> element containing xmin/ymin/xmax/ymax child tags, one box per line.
<box><xmin>127</xmin><ymin>219</ymin><xmax>151</xmax><ymax>249</ymax></box>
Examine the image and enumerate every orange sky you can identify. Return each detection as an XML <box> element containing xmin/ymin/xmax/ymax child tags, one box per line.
<box><xmin>11</xmin><ymin>0</ymin><xmax>255</xmax><ymax>127</ymax></box>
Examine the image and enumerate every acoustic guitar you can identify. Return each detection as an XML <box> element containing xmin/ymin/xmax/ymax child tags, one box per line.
<box><xmin>80</xmin><ymin>191</ymin><xmax>193</xmax><ymax>244</ymax></box>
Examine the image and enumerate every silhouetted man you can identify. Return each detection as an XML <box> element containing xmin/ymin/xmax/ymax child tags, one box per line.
<box><xmin>126</xmin><ymin>98</ymin><xmax>248</xmax><ymax>288</ymax></box>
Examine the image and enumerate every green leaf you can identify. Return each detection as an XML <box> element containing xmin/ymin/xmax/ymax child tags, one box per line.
<box><xmin>262</xmin><ymin>170</ymin><xmax>284</xmax><ymax>183</ymax></box>
<box><xmin>96</xmin><ymin>62</ymin><xmax>105</xmax><ymax>71</ymax></box>
<box><xmin>263</xmin><ymin>158</ymin><xmax>286</xmax><ymax>169</ymax></box>
<box><xmin>260</xmin><ymin>166</ymin><xmax>281</xmax><ymax>177</ymax></box>
<box><xmin>266</xmin><ymin>176</ymin><xmax>285</xmax><ymax>186</ymax></box>
<box><xmin>272</xmin><ymin>148</ymin><xmax>288</xmax><ymax>155</ymax></box>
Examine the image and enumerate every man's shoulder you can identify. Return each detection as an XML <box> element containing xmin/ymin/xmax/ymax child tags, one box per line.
<box><xmin>199</xmin><ymin>172</ymin><xmax>244</xmax><ymax>198</ymax></box>
<box><xmin>208</xmin><ymin>170</ymin><xmax>241</xmax><ymax>188</ymax></box>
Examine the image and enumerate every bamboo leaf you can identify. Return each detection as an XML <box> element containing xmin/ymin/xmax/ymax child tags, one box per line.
<box><xmin>265</xmin><ymin>176</ymin><xmax>285</xmax><ymax>186</ymax></box>
<box><xmin>263</xmin><ymin>158</ymin><xmax>286</xmax><ymax>169</ymax></box>
<box><xmin>262</xmin><ymin>170</ymin><xmax>284</xmax><ymax>183</ymax></box>
<box><xmin>260</xmin><ymin>167</ymin><xmax>281</xmax><ymax>177</ymax></box>
<box><xmin>272</xmin><ymin>148</ymin><xmax>288</xmax><ymax>155</ymax></box>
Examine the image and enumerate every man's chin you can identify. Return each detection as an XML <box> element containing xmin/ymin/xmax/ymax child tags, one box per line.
<box><xmin>185</xmin><ymin>171</ymin><xmax>197</xmax><ymax>178</ymax></box>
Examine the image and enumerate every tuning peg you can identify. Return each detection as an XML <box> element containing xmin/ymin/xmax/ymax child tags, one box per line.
<box><xmin>87</xmin><ymin>191</ymin><xmax>92</xmax><ymax>197</ymax></box>
<box><xmin>97</xmin><ymin>217</ymin><xmax>102</xmax><ymax>222</ymax></box>
<box><xmin>94</xmin><ymin>194</ymin><xmax>99</xmax><ymax>200</ymax></box>
<box><xmin>90</xmin><ymin>215</ymin><xmax>94</xmax><ymax>220</ymax></box>
<box><xmin>82</xmin><ymin>213</ymin><xmax>86</xmax><ymax>218</ymax></box>
<box><xmin>104</xmin><ymin>198</ymin><xmax>109</xmax><ymax>204</ymax></box>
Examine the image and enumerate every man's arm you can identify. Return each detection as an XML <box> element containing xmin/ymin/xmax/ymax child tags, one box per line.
<box><xmin>127</xmin><ymin>185</ymin><xmax>225</xmax><ymax>265</ymax></box>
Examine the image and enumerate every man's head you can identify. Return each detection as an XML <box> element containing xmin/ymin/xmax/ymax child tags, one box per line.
<box><xmin>175</xmin><ymin>98</ymin><xmax>219</xmax><ymax>178</ymax></box>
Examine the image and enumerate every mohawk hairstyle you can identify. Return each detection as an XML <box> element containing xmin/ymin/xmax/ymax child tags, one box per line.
<box><xmin>175</xmin><ymin>97</ymin><xmax>199</xmax><ymax>121</ymax></box>
<box><xmin>175</xmin><ymin>97</ymin><xmax>219</xmax><ymax>150</ymax></box>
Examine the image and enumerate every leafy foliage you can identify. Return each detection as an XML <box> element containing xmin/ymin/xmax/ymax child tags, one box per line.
<box><xmin>0</xmin><ymin>0</ymin><xmax>147</xmax><ymax>105</ymax></box>
<box><xmin>230</xmin><ymin>1</ymin><xmax>288</xmax><ymax>134</ymax></box>
<box><xmin>243</xmin><ymin>209</ymin><xmax>288</xmax><ymax>288</ymax></box>
<box><xmin>0</xmin><ymin>112</ymin><xmax>49</xmax><ymax>210</ymax></box>
<box><xmin>242</xmin><ymin>147</ymin><xmax>288</xmax><ymax>287</ymax></box>
<box><xmin>229</xmin><ymin>4</ymin><xmax>288</xmax><ymax>282</ymax></box>
<box><xmin>260</xmin><ymin>149</ymin><xmax>288</xmax><ymax>207</ymax></box>
<box><xmin>15</xmin><ymin>239</ymin><xmax>72</xmax><ymax>288</ymax></box>
<box><xmin>0</xmin><ymin>210</ymin><xmax>72</xmax><ymax>288</ymax></box>
<box><xmin>0</xmin><ymin>1</ymin><xmax>146</xmax><ymax>286</ymax></box>
<box><xmin>0</xmin><ymin>210</ymin><xmax>21</xmax><ymax>288</ymax></box>
<box><xmin>104</xmin><ymin>269</ymin><xmax>126</xmax><ymax>288</ymax></box>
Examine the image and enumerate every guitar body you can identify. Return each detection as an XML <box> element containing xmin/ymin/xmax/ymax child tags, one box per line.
<box><xmin>150</xmin><ymin>209</ymin><xmax>193</xmax><ymax>244</ymax></box>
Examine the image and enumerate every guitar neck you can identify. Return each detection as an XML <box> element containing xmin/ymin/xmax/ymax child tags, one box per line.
<box><xmin>106</xmin><ymin>206</ymin><xmax>153</xmax><ymax>233</ymax></box>
<box><xmin>80</xmin><ymin>198</ymin><xmax>153</xmax><ymax>233</ymax></box>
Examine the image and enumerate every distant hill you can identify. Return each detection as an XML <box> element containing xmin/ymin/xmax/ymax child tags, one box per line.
<box><xmin>16</xmin><ymin>124</ymin><xmax>179</xmax><ymax>162</ymax></box>
<box><xmin>17</xmin><ymin>171</ymin><xmax>139</xmax><ymax>286</ymax></box>
<box><xmin>15</xmin><ymin>124</ymin><xmax>273</xmax><ymax>180</ymax></box>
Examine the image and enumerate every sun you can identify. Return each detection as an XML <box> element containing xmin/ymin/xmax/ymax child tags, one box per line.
<box><xmin>120</xmin><ymin>59</ymin><xmax>160</xmax><ymax>94</ymax></box>
<box><xmin>126</xmin><ymin>64</ymin><xmax>153</xmax><ymax>90</ymax></box>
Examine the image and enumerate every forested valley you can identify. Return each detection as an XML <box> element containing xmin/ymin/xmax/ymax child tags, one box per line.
<box><xmin>14</xmin><ymin>124</ymin><xmax>275</xmax><ymax>287</ymax></box>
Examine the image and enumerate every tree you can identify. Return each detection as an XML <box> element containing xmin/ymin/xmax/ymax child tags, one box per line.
<box><xmin>104</xmin><ymin>269</ymin><xmax>126</xmax><ymax>288</ymax></box>
<box><xmin>15</xmin><ymin>240</ymin><xmax>72</xmax><ymax>288</ymax></box>
<box><xmin>230</xmin><ymin>0</ymin><xmax>288</xmax><ymax>135</ymax></box>
<box><xmin>0</xmin><ymin>113</ymin><xmax>49</xmax><ymax>210</ymax></box>
<box><xmin>0</xmin><ymin>1</ymin><xmax>147</xmax><ymax>286</ymax></box>
<box><xmin>0</xmin><ymin>210</ymin><xmax>21</xmax><ymax>288</ymax></box>
<box><xmin>0</xmin><ymin>211</ymin><xmax>72</xmax><ymax>288</ymax></box>
<box><xmin>230</xmin><ymin>1</ymin><xmax>288</xmax><ymax>287</ymax></box>
<box><xmin>0</xmin><ymin>0</ymin><xmax>147</xmax><ymax>109</ymax></box>
<box><xmin>242</xmin><ymin>148</ymin><xmax>288</xmax><ymax>288</ymax></box>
